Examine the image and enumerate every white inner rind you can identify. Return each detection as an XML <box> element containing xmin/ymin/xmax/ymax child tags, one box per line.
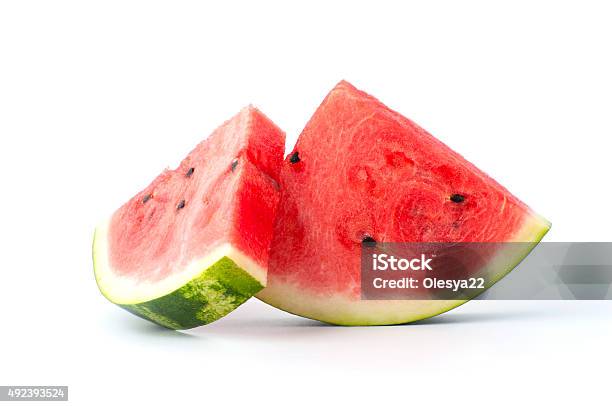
<box><xmin>257</xmin><ymin>213</ymin><xmax>551</xmax><ymax>325</ymax></box>
<box><xmin>93</xmin><ymin>220</ymin><xmax>267</xmax><ymax>305</ymax></box>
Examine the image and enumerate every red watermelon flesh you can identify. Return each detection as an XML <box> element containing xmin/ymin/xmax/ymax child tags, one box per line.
<box><xmin>93</xmin><ymin>106</ymin><xmax>285</xmax><ymax>329</ymax></box>
<box><xmin>257</xmin><ymin>81</ymin><xmax>550</xmax><ymax>325</ymax></box>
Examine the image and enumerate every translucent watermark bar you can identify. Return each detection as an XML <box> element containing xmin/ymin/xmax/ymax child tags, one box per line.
<box><xmin>360</xmin><ymin>243</ymin><xmax>612</xmax><ymax>300</ymax></box>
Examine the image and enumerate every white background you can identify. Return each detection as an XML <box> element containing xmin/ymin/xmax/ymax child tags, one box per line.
<box><xmin>1</xmin><ymin>1</ymin><xmax>611</xmax><ymax>406</ymax></box>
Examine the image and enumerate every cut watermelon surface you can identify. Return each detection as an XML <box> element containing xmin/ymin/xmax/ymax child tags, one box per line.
<box><xmin>93</xmin><ymin>106</ymin><xmax>285</xmax><ymax>329</ymax></box>
<box><xmin>257</xmin><ymin>81</ymin><xmax>550</xmax><ymax>325</ymax></box>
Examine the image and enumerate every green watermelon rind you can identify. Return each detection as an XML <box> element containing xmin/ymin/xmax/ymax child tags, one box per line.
<box><xmin>92</xmin><ymin>226</ymin><xmax>264</xmax><ymax>330</ymax></box>
<box><xmin>257</xmin><ymin>214</ymin><xmax>551</xmax><ymax>326</ymax></box>
<box><xmin>119</xmin><ymin>256</ymin><xmax>263</xmax><ymax>330</ymax></box>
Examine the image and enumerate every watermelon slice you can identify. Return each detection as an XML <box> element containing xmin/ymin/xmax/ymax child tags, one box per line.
<box><xmin>257</xmin><ymin>81</ymin><xmax>550</xmax><ymax>325</ymax></box>
<box><xmin>93</xmin><ymin>106</ymin><xmax>285</xmax><ymax>329</ymax></box>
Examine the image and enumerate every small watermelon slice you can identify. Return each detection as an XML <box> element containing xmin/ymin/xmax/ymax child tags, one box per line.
<box><xmin>93</xmin><ymin>106</ymin><xmax>285</xmax><ymax>329</ymax></box>
<box><xmin>257</xmin><ymin>81</ymin><xmax>551</xmax><ymax>325</ymax></box>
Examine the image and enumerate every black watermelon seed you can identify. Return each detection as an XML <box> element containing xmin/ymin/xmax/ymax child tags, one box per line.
<box><xmin>185</xmin><ymin>167</ymin><xmax>195</xmax><ymax>177</ymax></box>
<box><xmin>450</xmin><ymin>194</ymin><xmax>465</xmax><ymax>203</ymax></box>
<box><xmin>177</xmin><ymin>200</ymin><xmax>186</xmax><ymax>210</ymax></box>
<box><xmin>142</xmin><ymin>194</ymin><xmax>152</xmax><ymax>204</ymax></box>
<box><xmin>231</xmin><ymin>159</ymin><xmax>239</xmax><ymax>172</ymax></box>
<box><xmin>289</xmin><ymin>151</ymin><xmax>300</xmax><ymax>164</ymax></box>
<box><xmin>362</xmin><ymin>235</ymin><xmax>376</xmax><ymax>246</ymax></box>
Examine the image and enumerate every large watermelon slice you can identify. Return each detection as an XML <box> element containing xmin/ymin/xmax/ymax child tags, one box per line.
<box><xmin>257</xmin><ymin>81</ymin><xmax>550</xmax><ymax>325</ymax></box>
<box><xmin>93</xmin><ymin>106</ymin><xmax>285</xmax><ymax>329</ymax></box>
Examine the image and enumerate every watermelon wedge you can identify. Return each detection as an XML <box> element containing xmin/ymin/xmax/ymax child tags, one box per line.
<box><xmin>257</xmin><ymin>81</ymin><xmax>550</xmax><ymax>325</ymax></box>
<box><xmin>93</xmin><ymin>106</ymin><xmax>285</xmax><ymax>329</ymax></box>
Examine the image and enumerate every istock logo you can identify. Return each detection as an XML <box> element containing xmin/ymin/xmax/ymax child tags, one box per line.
<box><xmin>372</xmin><ymin>254</ymin><xmax>433</xmax><ymax>271</ymax></box>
